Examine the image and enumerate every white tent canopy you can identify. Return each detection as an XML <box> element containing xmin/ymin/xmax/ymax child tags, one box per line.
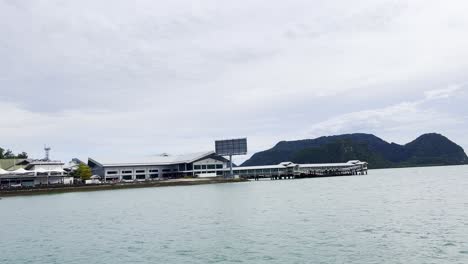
<box><xmin>33</xmin><ymin>168</ymin><xmax>48</xmax><ymax>173</ymax></box>
<box><xmin>12</xmin><ymin>168</ymin><xmax>30</xmax><ymax>174</ymax></box>
<box><xmin>1</xmin><ymin>168</ymin><xmax>66</xmax><ymax>176</ymax></box>
<box><xmin>31</xmin><ymin>168</ymin><xmax>65</xmax><ymax>175</ymax></box>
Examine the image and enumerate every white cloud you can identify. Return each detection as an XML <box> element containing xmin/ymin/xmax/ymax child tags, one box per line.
<box><xmin>305</xmin><ymin>86</ymin><xmax>468</xmax><ymax>146</ymax></box>
<box><xmin>424</xmin><ymin>85</ymin><xmax>463</xmax><ymax>100</ymax></box>
<box><xmin>1</xmin><ymin>0</ymin><xmax>468</xmax><ymax>161</ymax></box>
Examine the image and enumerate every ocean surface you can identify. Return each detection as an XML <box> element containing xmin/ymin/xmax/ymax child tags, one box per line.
<box><xmin>1</xmin><ymin>165</ymin><xmax>468</xmax><ymax>264</ymax></box>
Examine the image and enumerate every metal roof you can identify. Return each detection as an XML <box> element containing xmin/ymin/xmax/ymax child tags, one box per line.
<box><xmin>231</xmin><ymin>160</ymin><xmax>367</xmax><ymax>171</ymax></box>
<box><xmin>89</xmin><ymin>151</ymin><xmax>218</xmax><ymax>167</ymax></box>
<box><xmin>231</xmin><ymin>164</ymin><xmax>287</xmax><ymax>170</ymax></box>
<box><xmin>0</xmin><ymin>159</ymin><xmax>27</xmax><ymax>170</ymax></box>
<box><xmin>298</xmin><ymin>161</ymin><xmax>367</xmax><ymax>168</ymax></box>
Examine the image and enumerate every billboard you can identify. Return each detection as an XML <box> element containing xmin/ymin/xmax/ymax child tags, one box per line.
<box><xmin>215</xmin><ymin>138</ymin><xmax>247</xmax><ymax>156</ymax></box>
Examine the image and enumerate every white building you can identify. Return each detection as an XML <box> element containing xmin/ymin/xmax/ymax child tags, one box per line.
<box><xmin>88</xmin><ymin>151</ymin><xmax>231</xmax><ymax>182</ymax></box>
<box><xmin>0</xmin><ymin>159</ymin><xmax>73</xmax><ymax>187</ymax></box>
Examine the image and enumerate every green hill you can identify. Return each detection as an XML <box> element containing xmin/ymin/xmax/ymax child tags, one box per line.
<box><xmin>242</xmin><ymin>133</ymin><xmax>468</xmax><ymax>169</ymax></box>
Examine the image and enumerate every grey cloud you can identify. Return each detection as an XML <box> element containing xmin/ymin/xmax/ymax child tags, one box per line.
<box><xmin>1</xmin><ymin>0</ymin><xmax>468</xmax><ymax>162</ymax></box>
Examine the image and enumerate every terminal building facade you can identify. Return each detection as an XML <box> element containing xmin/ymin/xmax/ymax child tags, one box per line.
<box><xmin>88</xmin><ymin>151</ymin><xmax>231</xmax><ymax>182</ymax></box>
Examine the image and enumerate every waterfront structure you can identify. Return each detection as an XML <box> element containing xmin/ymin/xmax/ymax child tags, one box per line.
<box><xmin>88</xmin><ymin>151</ymin><xmax>231</xmax><ymax>182</ymax></box>
<box><xmin>89</xmin><ymin>149</ymin><xmax>368</xmax><ymax>182</ymax></box>
<box><xmin>0</xmin><ymin>159</ymin><xmax>72</xmax><ymax>187</ymax></box>
<box><xmin>227</xmin><ymin>160</ymin><xmax>368</xmax><ymax>180</ymax></box>
<box><xmin>0</xmin><ymin>148</ymin><xmax>72</xmax><ymax>188</ymax></box>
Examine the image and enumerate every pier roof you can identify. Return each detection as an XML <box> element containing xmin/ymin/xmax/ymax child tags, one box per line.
<box><xmin>298</xmin><ymin>161</ymin><xmax>367</xmax><ymax>168</ymax></box>
<box><xmin>232</xmin><ymin>160</ymin><xmax>367</xmax><ymax>171</ymax></box>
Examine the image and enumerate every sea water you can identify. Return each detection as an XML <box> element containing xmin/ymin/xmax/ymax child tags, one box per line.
<box><xmin>1</xmin><ymin>165</ymin><xmax>468</xmax><ymax>264</ymax></box>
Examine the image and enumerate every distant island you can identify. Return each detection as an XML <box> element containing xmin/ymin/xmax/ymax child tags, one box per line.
<box><xmin>242</xmin><ymin>133</ymin><xmax>468</xmax><ymax>169</ymax></box>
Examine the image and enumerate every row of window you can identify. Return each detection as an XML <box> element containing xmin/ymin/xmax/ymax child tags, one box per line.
<box><xmin>106</xmin><ymin>165</ymin><xmax>224</xmax><ymax>175</ymax></box>
<box><xmin>106</xmin><ymin>169</ymin><xmax>175</xmax><ymax>175</ymax></box>
<box><xmin>107</xmin><ymin>172</ymin><xmax>176</xmax><ymax>176</ymax></box>
<box><xmin>193</xmin><ymin>164</ymin><xmax>223</xmax><ymax>170</ymax></box>
<box><xmin>106</xmin><ymin>171</ymin><xmax>226</xmax><ymax>179</ymax></box>
<box><xmin>232</xmin><ymin>168</ymin><xmax>289</xmax><ymax>174</ymax></box>
<box><xmin>115</xmin><ymin>174</ymin><xmax>160</xmax><ymax>180</ymax></box>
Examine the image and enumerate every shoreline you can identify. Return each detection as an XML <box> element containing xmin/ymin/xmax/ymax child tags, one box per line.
<box><xmin>0</xmin><ymin>178</ymin><xmax>248</xmax><ymax>198</ymax></box>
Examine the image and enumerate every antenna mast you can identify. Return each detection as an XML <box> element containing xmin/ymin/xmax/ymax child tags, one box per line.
<box><xmin>44</xmin><ymin>145</ymin><xmax>51</xmax><ymax>161</ymax></box>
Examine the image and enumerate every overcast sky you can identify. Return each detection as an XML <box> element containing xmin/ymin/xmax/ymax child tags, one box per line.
<box><xmin>1</xmin><ymin>0</ymin><xmax>468</xmax><ymax>163</ymax></box>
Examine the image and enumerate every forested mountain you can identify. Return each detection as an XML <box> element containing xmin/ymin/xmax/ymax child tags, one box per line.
<box><xmin>242</xmin><ymin>133</ymin><xmax>468</xmax><ymax>169</ymax></box>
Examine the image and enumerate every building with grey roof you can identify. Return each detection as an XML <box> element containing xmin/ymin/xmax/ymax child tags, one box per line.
<box><xmin>88</xmin><ymin>151</ymin><xmax>231</xmax><ymax>182</ymax></box>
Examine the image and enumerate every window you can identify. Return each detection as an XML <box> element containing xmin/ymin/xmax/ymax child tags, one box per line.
<box><xmin>207</xmin><ymin>164</ymin><xmax>215</xmax><ymax>169</ymax></box>
<box><xmin>216</xmin><ymin>164</ymin><xmax>223</xmax><ymax>169</ymax></box>
<box><xmin>122</xmin><ymin>170</ymin><xmax>132</xmax><ymax>174</ymax></box>
<box><xmin>136</xmin><ymin>175</ymin><xmax>146</xmax><ymax>180</ymax></box>
<box><xmin>122</xmin><ymin>175</ymin><xmax>132</xmax><ymax>180</ymax></box>
<box><xmin>135</xmin><ymin>170</ymin><xmax>145</xmax><ymax>173</ymax></box>
<box><xmin>150</xmin><ymin>174</ymin><xmax>159</xmax><ymax>178</ymax></box>
<box><xmin>107</xmin><ymin>171</ymin><xmax>118</xmax><ymax>175</ymax></box>
<box><xmin>202</xmin><ymin>165</ymin><xmax>207</xmax><ymax>170</ymax></box>
<box><xmin>194</xmin><ymin>165</ymin><xmax>201</xmax><ymax>170</ymax></box>
<box><xmin>149</xmin><ymin>169</ymin><xmax>159</xmax><ymax>172</ymax></box>
<box><xmin>173</xmin><ymin>168</ymin><xmax>178</xmax><ymax>172</ymax></box>
<box><xmin>162</xmin><ymin>169</ymin><xmax>171</xmax><ymax>172</ymax></box>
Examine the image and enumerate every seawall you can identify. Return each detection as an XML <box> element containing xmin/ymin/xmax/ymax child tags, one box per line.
<box><xmin>0</xmin><ymin>178</ymin><xmax>248</xmax><ymax>197</ymax></box>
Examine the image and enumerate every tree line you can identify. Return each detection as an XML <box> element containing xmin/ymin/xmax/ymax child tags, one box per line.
<box><xmin>0</xmin><ymin>147</ymin><xmax>28</xmax><ymax>159</ymax></box>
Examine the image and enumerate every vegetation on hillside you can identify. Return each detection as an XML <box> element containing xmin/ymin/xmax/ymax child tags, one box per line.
<box><xmin>291</xmin><ymin>140</ymin><xmax>392</xmax><ymax>168</ymax></box>
<box><xmin>242</xmin><ymin>133</ymin><xmax>468</xmax><ymax>169</ymax></box>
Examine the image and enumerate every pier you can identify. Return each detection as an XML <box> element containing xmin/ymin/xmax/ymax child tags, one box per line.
<box><xmin>227</xmin><ymin>160</ymin><xmax>368</xmax><ymax>180</ymax></box>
